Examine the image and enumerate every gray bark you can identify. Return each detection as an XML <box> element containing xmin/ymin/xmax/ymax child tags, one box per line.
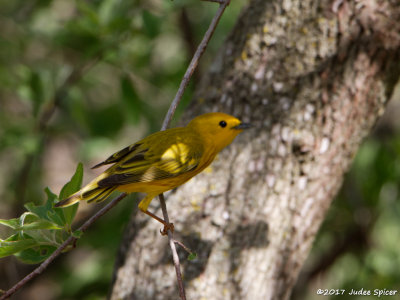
<box><xmin>110</xmin><ymin>0</ymin><xmax>400</xmax><ymax>299</ymax></box>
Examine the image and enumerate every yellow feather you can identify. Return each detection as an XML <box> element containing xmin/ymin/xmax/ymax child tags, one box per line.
<box><xmin>55</xmin><ymin>112</ymin><xmax>251</xmax><ymax>215</ymax></box>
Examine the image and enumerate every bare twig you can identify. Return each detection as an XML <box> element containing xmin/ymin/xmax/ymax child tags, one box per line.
<box><xmin>161</xmin><ymin>0</ymin><xmax>231</xmax><ymax>130</ymax></box>
<box><xmin>0</xmin><ymin>193</ymin><xmax>127</xmax><ymax>300</ymax></box>
<box><xmin>158</xmin><ymin>0</ymin><xmax>231</xmax><ymax>299</ymax></box>
<box><xmin>159</xmin><ymin>194</ymin><xmax>186</xmax><ymax>300</ymax></box>
<box><xmin>174</xmin><ymin>239</ymin><xmax>193</xmax><ymax>255</ymax></box>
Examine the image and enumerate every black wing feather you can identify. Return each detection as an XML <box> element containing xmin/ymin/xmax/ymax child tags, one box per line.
<box><xmin>91</xmin><ymin>143</ymin><xmax>142</xmax><ymax>169</ymax></box>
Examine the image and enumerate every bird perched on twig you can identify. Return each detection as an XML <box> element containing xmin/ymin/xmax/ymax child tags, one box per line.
<box><xmin>55</xmin><ymin>112</ymin><xmax>251</xmax><ymax>233</ymax></box>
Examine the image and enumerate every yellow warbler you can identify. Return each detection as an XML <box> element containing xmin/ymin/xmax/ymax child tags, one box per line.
<box><xmin>55</xmin><ymin>112</ymin><xmax>251</xmax><ymax>229</ymax></box>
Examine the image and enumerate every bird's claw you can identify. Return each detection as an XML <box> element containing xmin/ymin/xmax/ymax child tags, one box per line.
<box><xmin>160</xmin><ymin>222</ymin><xmax>174</xmax><ymax>235</ymax></box>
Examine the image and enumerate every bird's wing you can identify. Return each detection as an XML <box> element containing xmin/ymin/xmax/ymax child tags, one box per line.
<box><xmin>91</xmin><ymin>143</ymin><xmax>143</xmax><ymax>169</ymax></box>
<box><xmin>97</xmin><ymin>132</ymin><xmax>204</xmax><ymax>187</ymax></box>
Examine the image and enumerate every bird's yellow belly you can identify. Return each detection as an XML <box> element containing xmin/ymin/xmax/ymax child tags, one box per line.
<box><xmin>115</xmin><ymin>174</ymin><xmax>192</xmax><ymax>194</ymax></box>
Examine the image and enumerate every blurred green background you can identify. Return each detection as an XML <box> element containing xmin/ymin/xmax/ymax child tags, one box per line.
<box><xmin>0</xmin><ymin>0</ymin><xmax>399</xmax><ymax>299</ymax></box>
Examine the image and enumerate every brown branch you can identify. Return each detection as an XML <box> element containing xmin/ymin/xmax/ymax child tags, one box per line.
<box><xmin>0</xmin><ymin>193</ymin><xmax>127</xmax><ymax>300</ymax></box>
<box><xmin>160</xmin><ymin>0</ymin><xmax>231</xmax><ymax>130</ymax></box>
<box><xmin>158</xmin><ymin>194</ymin><xmax>186</xmax><ymax>300</ymax></box>
<box><xmin>157</xmin><ymin>0</ymin><xmax>231</xmax><ymax>299</ymax></box>
<box><xmin>173</xmin><ymin>239</ymin><xmax>193</xmax><ymax>255</ymax></box>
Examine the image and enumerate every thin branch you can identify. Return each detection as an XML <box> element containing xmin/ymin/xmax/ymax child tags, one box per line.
<box><xmin>161</xmin><ymin>0</ymin><xmax>231</xmax><ymax>131</ymax></box>
<box><xmin>157</xmin><ymin>0</ymin><xmax>231</xmax><ymax>299</ymax></box>
<box><xmin>174</xmin><ymin>239</ymin><xmax>193</xmax><ymax>255</ymax></box>
<box><xmin>159</xmin><ymin>194</ymin><xmax>186</xmax><ymax>300</ymax></box>
<box><xmin>0</xmin><ymin>193</ymin><xmax>127</xmax><ymax>300</ymax></box>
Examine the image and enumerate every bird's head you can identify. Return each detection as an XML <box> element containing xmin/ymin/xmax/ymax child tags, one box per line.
<box><xmin>187</xmin><ymin>112</ymin><xmax>252</xmax><ymax>152</ymax></box>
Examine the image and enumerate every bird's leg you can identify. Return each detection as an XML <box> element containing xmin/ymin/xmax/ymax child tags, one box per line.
<box><xmin>139</xmin><ymin>195</ymin><xmax>174</xmax><ymax>235</ymax></box>
<box><xmin>142</xmin><ymin>210</ymin><xmax>174</xmax><ymax>235</ymax></box>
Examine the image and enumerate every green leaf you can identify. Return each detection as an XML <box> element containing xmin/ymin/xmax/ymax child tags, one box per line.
<box><xmin>0</xmin><ymin>237</ymin><xmax>37</xmax><ymax>258</ymax></box>
<box><xmin>1</xmin><ymin>213</ymin><xmax>61</xmax><ymax>231</ymax></box>
<box><xmin>24</xmin><ymin>164</ymin><xmax>83</xmax><ymax>230</ymax></box>
<box><xmin>18</xmin><ymin>212</ymin><xmax>62</xmax><ymax>231</ymax></box>
<box><xmin>0</xmin><ymin>218</ymin><xmax>20</xmax><ymax>230</ymax></box>
<box><xmin>25</xmin><ymin>188</ymin><xmax>65</xmax><ymax>227</ymax></box>
<box><xmin>15</xmin><ymin>246</ymin><xmax>57</xmax><ymax>264</ymax></box>
<box><xmin>72</xmin><ymin>230</ymin><xmax>83</xmax><ymax>239</ymax></box>
<box><xmin>58</xmin><ymin>163</ymin><xmax>83</xmax><ymax>227</ymax></box>
<box><xmin>47</xmin><ymin>201</ymin><xmax>66</xmax><ymax>228</ymax></box>
<box><xmin>187</xmin><ymin>252</ymin><xmax>197</xmax><ymax>261</ymax></box>
<box><xmin>59</xmin><ymin>163</ymin><xmax>83</xmax><ymax>200</ymax></box>
<box><xmin>25</xmin><ymin>187</ymin><xmax>56</xmax><ymax>220</ymax></box>
<box><xmin>24</xmin><ymin>202</ymin><xmax>45</xmax><ymax>218</ymax></box>
<box><xmin>22</xmin><ymin>221</ymin><xmax>62</xmax><ymax>231</ymax></box>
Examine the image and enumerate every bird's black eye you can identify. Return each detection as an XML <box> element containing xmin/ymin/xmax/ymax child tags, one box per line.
<box><xmin>219</xmin><ymin>120</ymin><xmax>227</xmax><ymax>128</ymax></box>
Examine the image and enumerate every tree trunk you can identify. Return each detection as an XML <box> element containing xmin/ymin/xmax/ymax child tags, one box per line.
<box><xmin>110</xmin><ymin>1</ymin><xmax>400</xmax><ymax>299</ymax></box>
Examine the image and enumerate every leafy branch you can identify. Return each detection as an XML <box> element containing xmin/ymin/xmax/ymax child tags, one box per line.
<box><xmin>0</xmin><ymin>164</ymin><xmax>83</xmax><ymax>264</ymax></box>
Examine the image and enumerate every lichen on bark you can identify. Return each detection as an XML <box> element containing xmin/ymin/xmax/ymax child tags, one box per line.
<box><xmin>110</xmin><ymin>1</ymin><xmax>400</xmax><ymax>299</ymax></box>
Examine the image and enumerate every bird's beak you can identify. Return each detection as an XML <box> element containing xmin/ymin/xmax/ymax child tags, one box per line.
<box><xmin>233</xmin><ymin>122</ymin><xmax>252</xmax><ymax>130</ymax></box>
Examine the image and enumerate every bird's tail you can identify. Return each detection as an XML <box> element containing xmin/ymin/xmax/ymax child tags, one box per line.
<box><xmin>55</xmin><ymin>180</ymin><xmax>117</xmax><ymax>208</ymax></box>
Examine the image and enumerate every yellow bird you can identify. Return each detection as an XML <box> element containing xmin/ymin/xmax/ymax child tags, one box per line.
<box><xmin>55</xmin><ymin>112</ymin><xmax>251</xmax><ymax>231</ymax></box>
